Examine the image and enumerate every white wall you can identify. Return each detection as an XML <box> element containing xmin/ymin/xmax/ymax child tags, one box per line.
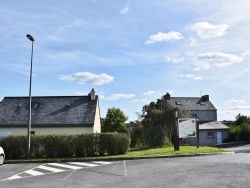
<box><xmin>93</xmin><ymin>99</ymin><xmax>101</xmax><ymax>133</ymax></box>
<box><xmin>0</xmin><ymin>127</ymin><xmax>94</xmax><ymax>136</ymax></box>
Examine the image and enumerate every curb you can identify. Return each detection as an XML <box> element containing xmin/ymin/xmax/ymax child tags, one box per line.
<box><xmin>4</xmin><ymin>152</ymin><xmax>234</xmax><ymax>164</ymax></box>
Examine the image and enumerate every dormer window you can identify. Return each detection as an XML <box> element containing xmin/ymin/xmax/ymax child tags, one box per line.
<box><xmin>176</xmin><ymin>101</ymin><xmax>182</xmax><ymax>105</ymax></box>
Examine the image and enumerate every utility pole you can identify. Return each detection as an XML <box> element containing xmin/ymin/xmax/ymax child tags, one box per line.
<box><xmin>172</xmin><ymin>108</ymin><xmax>180</xmax><ymax>151</ymax></box>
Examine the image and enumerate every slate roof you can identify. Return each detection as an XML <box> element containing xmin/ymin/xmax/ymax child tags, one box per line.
<box><xmin>199</xmin><ymin>121</ymin><xmax>229</xmax><ymax>130</ymax></box>
<box><xmin>167</xmin><ymin>96</ymin><xmax>216</xmax><ymax>111</ymax></box>
<box><xmin>0</xmin><ymin>96</ymin><xmax>98</xmax><ymax>127</ymax></box>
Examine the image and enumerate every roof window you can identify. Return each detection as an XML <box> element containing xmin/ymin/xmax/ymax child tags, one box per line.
<box><xmin>175</xmin><ymin>101</ymin><xmax>182</xmax><ymax>105</ymax></box>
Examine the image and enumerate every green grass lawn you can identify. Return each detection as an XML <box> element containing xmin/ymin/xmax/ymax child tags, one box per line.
<box><xmin>5</xmin><ymin>145</ymin><xmax>226</xmax><ymax>163</ymax></box>
<box><xmin>106</xmin><ymin>145</ymin><xmax>225</xmax><ymax>159</ymax></box>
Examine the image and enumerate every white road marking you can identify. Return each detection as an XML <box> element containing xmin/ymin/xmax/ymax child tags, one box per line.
<box><xmin>37</xmin><ymin>165</ymin><xmax>65</xmax><ymax>173</ymax></box>
<box><xmin>123</xmin><ymin>161</ymin><xmax>127</xmax><ymax>177</ymax></box>
<box><xmin>47</xmin><ymin>163</ymin><xmax>83</xmax><ymax>170</ymax></box>
<box><xmin>2</xmin><ymin>161</ymin><xmax>119</xmax><ymax>181</ymax></box>
<box><xmin>6</xmin><ymin>175</ymin><xmax>22</xmax><ymax>180</ymax></box>
<box><xmin>92</xmin><ymin>161</ymin><xmax>113</xmax><ymax>165</ymax></box>
<box><xmin>68</xmin><ymin>162</ymin><xmax>99</xmax><ymax>167</ymax></box>
<box><xmin>25</xmin><ymin>169</ymin><xmax>44</xmax><ymax>176</ymax></box>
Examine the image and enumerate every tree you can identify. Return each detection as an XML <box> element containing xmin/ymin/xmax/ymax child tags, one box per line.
<box><xmin>102</xmin><ymin>107</ymin><xmax>128</xmax><ymax>133</ymax></box>
<box><xmin>229</xmin><ymin>113</ymin><xmax>250</xmax><ymax>141</ymax></box>
<box><xmin>235</xmin><ymin>113</ymin><xmax>250</xmax><ymax>125</ymax></box>
<box><xmin>141</xmin><ymin>93</ymin><xmax>186</xmax><ymax>147</ymax></box>
<box><xmin>128</xmin><ymin>120</ymin><xmax>144</xmax><ymax>148</ymax></box>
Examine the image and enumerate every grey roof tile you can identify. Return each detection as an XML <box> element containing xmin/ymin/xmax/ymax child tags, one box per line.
<box><xmin>0</xmin><ymin>96</ymin><xmax>98</xmax><ymax>127</ymax></box>
<box><xmin>167</xmin><ymin>97</ymin><xmax>216</xmax><ymax>111</ymax></box>
<box><xmin>199</xmin><ymin>121</ymin><xmax>229</xmax><ymax>130</ymax></box>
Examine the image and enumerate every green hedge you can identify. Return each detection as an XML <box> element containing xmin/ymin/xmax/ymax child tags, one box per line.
<box><xmin>0</xmin><ymin>133</ymin><xmax>129</xmax><ymax>159</ymax></box>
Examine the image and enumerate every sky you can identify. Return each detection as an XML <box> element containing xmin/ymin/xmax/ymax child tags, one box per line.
<box><xmin>1</xmin><ymin>0</ymin><xmax>250</xmax><ymax>122</ymax></box>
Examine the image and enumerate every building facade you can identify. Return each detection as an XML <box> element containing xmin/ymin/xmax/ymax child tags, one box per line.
<box><xmin>0</xmin><ymin>89</ymin><xmax>101</xmax><ymax>138</ymax></box>
<box><xmin>166</xmin><ymin>93</ymin><xmax>229</xmax><ymax>146</ymax></box>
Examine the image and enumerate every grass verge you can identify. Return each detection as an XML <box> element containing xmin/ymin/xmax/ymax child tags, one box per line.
<box><xmin>5</xmin><ymin>145</ymin><xmax>226</xmax><ymax>163</ymax></box>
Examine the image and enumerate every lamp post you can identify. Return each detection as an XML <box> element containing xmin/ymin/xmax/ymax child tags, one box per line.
<box><xmin>26</xmin><ymin>34</ymin><xmax>35</xmax><ymax>159</ymax></box>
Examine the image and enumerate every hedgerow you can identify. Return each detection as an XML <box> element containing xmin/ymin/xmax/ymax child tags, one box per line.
<box><xmin>0</xmin><ymin>133</ymin><xmax>129</xmax><ymax>159</ymax></box>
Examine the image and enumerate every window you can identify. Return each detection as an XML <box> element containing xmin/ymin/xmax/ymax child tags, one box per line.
<box><xmin>207</xmin><ymin>132</ymin><xmax>214</xmax><ymax>138</ymax></box>
<box><xmin>175</xmin><ymin>101</ymin><xmax>182</xmax><ymax>105</ymax></box>
<box><xmin>30</xmin><ymin>131</ymin><xmax>35</xmax><ymax>135</ymax></box>
<box><xmin>200</xmin><ymin>102</ymin><xmax>206</xmax><ymax>106</ymax></box>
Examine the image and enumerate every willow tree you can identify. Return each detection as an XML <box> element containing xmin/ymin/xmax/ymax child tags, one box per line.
<box><xmin>141</xmin><ymin>93</ymin><xmax>185</xmax><ymax>147</ymax></box>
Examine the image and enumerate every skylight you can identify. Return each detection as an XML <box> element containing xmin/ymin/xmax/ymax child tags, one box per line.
<box><xmin>200</xmin><ymin>102</ymin><xmax>206</xmax><ymax>106</ymax></box>
<box><xmin>176</xmin><ymin>101</ymin><xmax>182</xmax><ymax>105</ymax></box>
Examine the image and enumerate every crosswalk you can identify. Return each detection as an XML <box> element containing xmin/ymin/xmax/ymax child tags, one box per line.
<box><xmin>4</xmin><ymin>161</ymin><xmax>119</xmax><ymax>181</ymax></box>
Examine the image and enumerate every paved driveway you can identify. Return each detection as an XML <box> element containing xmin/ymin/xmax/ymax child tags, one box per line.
<box><xmin>224</xmin><ymin>143</ymin><xmax>250</xmax><ymax>153</ymax></box>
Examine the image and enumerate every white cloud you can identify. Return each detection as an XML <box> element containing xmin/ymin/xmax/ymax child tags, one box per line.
<box><xmin>224</xmin><ymin>99</ymin><xmax>247</xmax><ymax>106</ymax></box>
<box><xmin>193</xmin><ymin>52</ymin><xmax>243</xmax><ymax>71</ymax></box>
<box><xmin>60</xmin><ymin>72</ymin><xmax>114</xmax><ymax>85</ymax></box>
<box><xmin>180</xmin><ymin>74</ymin><xmax>203</xmax><ymax>80</ymax></box>
<box><xmin>105</xmin><ymin>93</ymin><xmax>135</xmax><ymax>101</ymax></box>
<box><xmin>224</xmin><ymin>99</ymin><xmax>250</xmax><ymax>111</ymax></box>
<box><xmin>189</xmin><ymin>37</ymin><xmax>197</xmax><ymax>46</ymax></box>
<box><xmin>143</xmin><ymin>90</ymin><xmax>156</xmax><ymax>96</ymax></box>
<box><xmin>129</xmin><ymin>99</ymin><xmax>150</xmax><ymax>104</ymax></box>
<box><xmin>163</xmin><ymin>56</ymin><xmax>184</xmax><ymax>64</ymax></box>
<box><xmin>242</xmin><ymin>50</ymin><xmax>250</xmax><ymax>56</ymax></box>
<box><xmin>145</xmin><ymin>31</ymin><xmax>184</xmax><ymax>45</ymax></box>
<box><xmin>192</xmin><ymin>22</ymin><xmax>229</xmax><ymax>39</ymax></box>
<box><xmin>120</xmin><ymin>6</ymin><xmax>129</xmax><ymax>14</ymax></box>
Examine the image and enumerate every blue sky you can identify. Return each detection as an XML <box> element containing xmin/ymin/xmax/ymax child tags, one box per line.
<box><xmin>1</xmin><ymin>0</ymin><xmax>250</xmax><ymax>122</ymax></box>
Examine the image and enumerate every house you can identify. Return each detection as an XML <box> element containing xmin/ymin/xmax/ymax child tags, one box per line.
<box><xmin>0</xmin><ymin>88</ymin><xmax>101</xmax><ymax>138</ymax></box>
<box><xmin>199</xmin><ymin>121</ymin><xmax>229</xmax><ymax>145</ymax></box>
<box><xmin>181</xmin><ymin>121</ymin><xmax>230</xmax><ymax>146</ymax></box>
<box><xmin>165</xmin><ymin>93</ymin><xmax>229</xmax><ymax>146</ymax></box>
<box><xmin>166</xmin><ymin>93</ymin><xmax>217</xmax><ymax>123</ymax></box>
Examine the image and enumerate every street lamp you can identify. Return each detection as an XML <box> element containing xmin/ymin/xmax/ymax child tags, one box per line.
<box><xmin>26</xmin><ymin>34</ymin><xmax>35</xmax><ymax>159</ymax></box>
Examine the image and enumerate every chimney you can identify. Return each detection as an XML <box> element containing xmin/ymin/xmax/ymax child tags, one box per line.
<box><xmin>202</xmin><ymin>95</ymin><xmax>209</xmax><ymax>101</ymax></box>
<box><xmin>90</xmin><ymin>88</ymin><xmax>96</xmax><ymax>100</ymax></box>
<box><xmin>163</xmin><ymin>92</ymin><xmax>170</xmax><ymax>101</ymax></box>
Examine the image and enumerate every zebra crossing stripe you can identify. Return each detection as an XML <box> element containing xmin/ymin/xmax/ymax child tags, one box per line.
<box><xmin>92</xmin><ymin>161</ymin><xmax>113</xmax><ymax>165</ymax></box>
<box><xmin>68</xmin><ymin>162</ymin><xmax>99</xmax><ymax>167</ymax></box>
<box><xmin>38</xmin><ymin>165</ymin><xmax>65</xmax><ymax>173</ymax></box>
<box><xmin>6</xmin><ymin>175</ymin><xmax>22</xmax><ymax>180</ymax></box>
<box><xmin>25</xmin><ymin>169</ymin><xmax>44</xmax><ymax>176</ymax></box>
<box><xmin>48</xmin><ymin>163</ymin><xmax>83</xmax><ymax>170</ymax></box>
<box><xmin>3</xmin><ymin>161</ymin><xmax>119</xmax><ymax>181</ymax></box>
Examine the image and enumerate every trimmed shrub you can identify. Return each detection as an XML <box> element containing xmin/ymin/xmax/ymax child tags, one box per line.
<box><xmin>0</xmin><ymin>135</ymin><xmax>26</xmax><ymax>158</ymax></box>
<box><xmin>0</xmin><ymin>133</ymin><xmax>130</xmax><ymax>159</ymax></box>
<box><xmin>99</xmin><ymin>133</ymin><xmax>130</xmax><ymax>155</ymax></box>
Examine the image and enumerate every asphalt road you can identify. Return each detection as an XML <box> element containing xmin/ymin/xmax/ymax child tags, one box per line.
<box><xmin>0</xmin><ymin>145</ymin><xmax>249</xmax><ymax>188</ymax></box>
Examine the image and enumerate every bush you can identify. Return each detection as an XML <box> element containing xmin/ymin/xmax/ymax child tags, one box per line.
<box><xmin>99</xmin><ymin>133</ymin><xmax>130</xmax><ymax>155</ymax></box>
<box><xmin>144</xmin><ymin>126</ymin><xmax>166</xmax><ymax>147</ymax></box>
<box><xmin>0</xmin><ymin>135</ymin><xmax>26</xmax><ymax>159</ymax></box>
<box><xmin>129</xmin><ymin>125</ymin><xmax>144</xmax><ymax>148</ymax></box>
<box><xmin>229</xmin><ymin>123</ymin><xmax>250</xmax><ymax>141</ymax></box>
<box><xmin>0</xmin><ymin>133</ymin><xmax>130</xmax><ymax>159</ymax></box>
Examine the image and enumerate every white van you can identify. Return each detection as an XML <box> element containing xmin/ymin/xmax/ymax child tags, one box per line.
<box><xmin>0</xmin><ymin>146</ymin><xmax>4</xmax><ymax>165</ymax></box>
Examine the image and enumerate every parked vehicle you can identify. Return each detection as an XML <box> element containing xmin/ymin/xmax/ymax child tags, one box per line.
<box><xmin>0</xmin><ymin>146</ymin><xmax>4</xmax><ymax>165</ymax></box>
